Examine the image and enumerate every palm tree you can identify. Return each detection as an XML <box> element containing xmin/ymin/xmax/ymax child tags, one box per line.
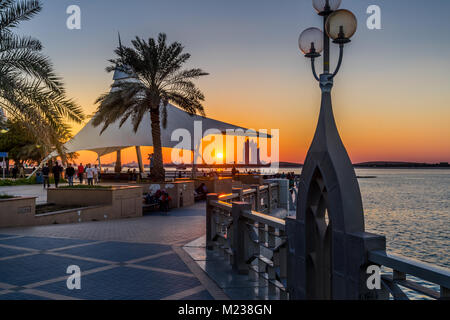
<box><xmin>93</xmin><ymin>33</ymin><xmax>208</xmax><ymax>180</ymax></box>
<box><xmin>0</xmin><ymin>0</ymin><xmax>85</xmax><ymax>160</ymax></box>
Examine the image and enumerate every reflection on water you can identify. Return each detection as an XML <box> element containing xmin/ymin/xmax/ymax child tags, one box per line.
<box><xmin>356</xmin><ymin>169</ymin><xmax>449</xmax><ymax>269</ymax></box>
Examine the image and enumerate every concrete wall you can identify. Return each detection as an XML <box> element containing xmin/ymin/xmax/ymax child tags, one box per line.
<box><xmin>48</xmin><ymin>186</ymin><xmax>143</xmax><ymax>219</ymax></box>
<box><xmin>1</xmin><ymin>186</ymin><xmax>143</xmax><ymax>229</ymax></box>
<box><xmin>0</xmin><ymin>197</ymin><xmax>36</xmax><ymax>228</ymax></box>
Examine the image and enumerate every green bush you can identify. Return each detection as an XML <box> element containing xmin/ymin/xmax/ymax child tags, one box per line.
<box><xmin>0</xmin><ymin>176</ymin><xmax>67</xmax><ymax>187</ymax></box>
<box><xmin>0</xmin><ymin>177</ymin><xmax>37</xmax><ymax>186</ymax></box>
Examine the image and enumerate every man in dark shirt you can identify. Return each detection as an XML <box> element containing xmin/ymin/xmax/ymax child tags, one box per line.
<box><xmin>77</xmin><ymin>163</ymin><xmax>84</xmax><ymax>184</ymax></box>
<box><xmin>42</xmin><ymin>163</ymin><xmax>50</xmax><ymax>189</ymax></box>
<box><xmin>52</xmin><ymin>162</ymin><xmax>62</xmax><ymax>188</ymax></box>
<box><xmin>65</xmin><ymin>164</ymin><xmax>75</xmax><ymax>187</ymax></box>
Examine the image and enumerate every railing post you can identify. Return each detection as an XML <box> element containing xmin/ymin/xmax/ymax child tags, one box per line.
<box><xmin>252</xmin><ymin>184</ymin><xmax>261</xmax><ymax>211</ymax></box>
<box><xmin>266</xmin><ymin>183</ymin><xmax>273</xmax><ymax>213</ymax></box>
<box><xmin>441</xmin><ymin>286</ymin><xmax>450</xmax><ymax>299</ymax></box>
<box><xmin>232</xmin><ymin>187</ymin><xmax>244</xmax><ymax>201</ymax></box>
<box><xmin>231</xmin><ymin>201</ymin><xmax>252</xmax><ymax>274</ymax></box>
<box><xmin>347</xmin><ymin>232</ymin><xmax>388</xmax><ymax>300</ymax></box>
<box><xmin>206</xmin><ymin>193</ymin><xmax>219</xmax><ymax>250</ymax></box>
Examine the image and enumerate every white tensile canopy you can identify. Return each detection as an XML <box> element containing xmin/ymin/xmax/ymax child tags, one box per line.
<box><xmin>61</xmin><ymin>102</ymin><xmax>253</xmax><ymax>158</ymax></box>
<box><xmin>43</xmin><ymin>68</ymin><xmax>267</xmax><ymax>172</ymax></box>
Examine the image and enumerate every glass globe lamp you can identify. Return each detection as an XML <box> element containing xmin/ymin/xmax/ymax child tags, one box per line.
<box><xmin>313</xmin><ymin>0</ymin><xmax>341</xmax><ymax>15</ymax></box>
<box><xmin>299</xmin><ymin>27</ymin><xmax>324</xmax><ymax>58</ymax></box>
<box><xmin>325</xmin><ymin>9</ymin><xmax>357</xmax><ymax>44</ymax></box>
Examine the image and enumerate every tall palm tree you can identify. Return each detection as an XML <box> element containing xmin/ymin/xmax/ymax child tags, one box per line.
<box><xmin>0</xmin><ymin>0</ymin><xmax>84</xmax><ymax>160</ymax></box>
<box><xmin>93</xmin><ymin>33</ymin><xmax>208</xmax><ymax>180</ymax></box>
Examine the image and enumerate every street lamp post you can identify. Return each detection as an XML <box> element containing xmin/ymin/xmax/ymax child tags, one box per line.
<box><xmin>286</xmin><ymin>0</ymin><xmax>387</xmax><ymax>300</ymax></box>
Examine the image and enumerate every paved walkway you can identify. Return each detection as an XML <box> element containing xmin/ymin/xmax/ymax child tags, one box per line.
<box><xmin>0</xmin><ymin>184</ymin><xmax>48</xmax><ymax>204</ymax></box>
<box><xmin>0</xmin><ymin>202</ymin><xmax>227</xmax><ymax>300</ymax></box>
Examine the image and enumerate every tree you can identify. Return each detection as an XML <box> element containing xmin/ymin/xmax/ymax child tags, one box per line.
<box><xmin>92</xmin><ymin>33</ymin><xmax>208</xmax><ymax>180</ymax></box>
<box><xmin>0</xmin><ymin>119</ymin><xmax>77</xmax><ymax>167</ymax></box>
<box><xmin>0</xmin><ymin>0</ymin><xmax>85</xmax><ymax>160</ymax></box>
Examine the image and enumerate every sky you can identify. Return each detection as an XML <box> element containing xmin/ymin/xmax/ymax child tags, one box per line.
<box><xmin>16</xmin><ymin>0</ymin><xmax>450</xmax><ymax>164</ymax></box>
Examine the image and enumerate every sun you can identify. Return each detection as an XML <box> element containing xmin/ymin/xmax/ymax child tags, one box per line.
<box><xmin>216</xmin><ymin>152</ymin><xmax>224</xmax><ymax>160</ymax></box>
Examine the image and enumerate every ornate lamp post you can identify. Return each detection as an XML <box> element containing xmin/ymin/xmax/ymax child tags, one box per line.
<box><xmin>286</xmin><ymin>0</ymin><xmax>387</xmax><ymax>300</ymax></box>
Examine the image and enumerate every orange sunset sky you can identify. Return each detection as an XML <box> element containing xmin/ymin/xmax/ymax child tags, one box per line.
<box><xmin>16</xmin><ymin>0</ymin><xmax>450</xmax><ymax>165</ymax></box>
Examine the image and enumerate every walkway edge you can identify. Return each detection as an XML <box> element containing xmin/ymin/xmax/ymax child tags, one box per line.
<box><xmin>172</xmin><ymin>246</ymin><xmax>230</xmax><ymax>300</ymax></box>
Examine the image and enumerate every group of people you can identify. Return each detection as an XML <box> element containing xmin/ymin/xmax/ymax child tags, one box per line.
<box><xmin>40</xmin><ymin>162</ymin><xmax>100</xmax><ymax>188</ymax></box>
<box><xmin>10</xmin><ymin>165</ymin><xmax>26</xmax><ymax>179</ymax></box>
<box><xmin>144</xmin><ymin>188</ymin><xmax>172</xmax><ymax>212</ymax></box>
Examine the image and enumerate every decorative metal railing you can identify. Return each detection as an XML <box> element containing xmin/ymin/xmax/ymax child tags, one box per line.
<box><xmin>218</xmin><ymin>183</ymin><xmax>280</xmax><ymax>214</ymax></box>
<box><xmin>368</xmin><ymin>250</ymin><xmax>450</xmax><ymax>300</ymax></box>
<box><xmin>207</xmin><ymin>183</ymin><xmax>288</xmax><ymax>299</ymax></box>
<box><xmin>206</xmin><ymin>184</ymin><xmax>450</xmax><ymax>301</ymax></box>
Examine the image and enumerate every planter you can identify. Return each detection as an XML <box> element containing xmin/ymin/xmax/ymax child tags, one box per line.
<box><xmin>0</xmin><ymin>197</ymin><xmax>36</xmax><ymax>228</ymax></box>
<box><xmin>47</xmin><ymin>186</ymin><xmax>143</xmax><ymax>219</ymax></box>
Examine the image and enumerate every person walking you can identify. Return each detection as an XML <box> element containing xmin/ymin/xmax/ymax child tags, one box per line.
<box><xmin>12</xmin><ymin>165</ymin><xmax>18</xmax><ymax>179</ymax></box>
<box><xmin>52</xmin><ymin>162</ymin><xmax>63</xmax><ymax>188</ymax></box>
<box><xmin>42</xmin><ymin>163</ymin><xmax>50</xmax><ymax>189</ymax></box>
<box><xmin>65</xmin><ymin>164</ymin><xmax>75</xmax><ymax>187</ymax></box>
<box><xmin>19</xmin><ymin>165</ymin><xmax>25</xmax><ymax>178</ymax></box>
<box><xmin>77</xmin><ymin>163</ymin><xmax>84</xmax><ymax>184</ymax></box>
<box><xmin>93</xmin><ymin>164</ymin><xmax>99</xmax><ymax>185</ymax></box>
<box><xmin>86</xmin><ymin>164</ymin><xmax>94</xmax><ymax>186</ymax></box>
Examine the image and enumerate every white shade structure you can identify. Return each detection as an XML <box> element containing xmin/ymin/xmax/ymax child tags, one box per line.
<box><xmin>60</xmin><ymin>102</ymin><xmax>257</xmax><ymax>158</ymax></box>
<box><xmin>43</xmin><ymin>67</ymin><xmax>268</xmax><ymax>167</ymax></box>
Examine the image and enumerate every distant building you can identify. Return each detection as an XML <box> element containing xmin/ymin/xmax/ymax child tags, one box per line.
<box><xmin>244</xmin><ymin>140</ymin><xmax>260</xmax><ymax>165</ymax></box>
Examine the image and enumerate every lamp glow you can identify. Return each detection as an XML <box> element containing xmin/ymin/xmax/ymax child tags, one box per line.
<box><xmin>325</xmin><ymin>9</ymin><xmax>357</xmax><ymax>43</ymax></box>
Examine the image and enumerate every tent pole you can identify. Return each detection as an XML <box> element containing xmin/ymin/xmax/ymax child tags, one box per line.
<box><xmin>135</xmin><ymin>146</ymin><xmax>144</xmax><ymax>176</ymax></box>
<box><xmin>97</xmin><ymin>154</ymin><xmax>102</xmax><ymax>171</ymax></box>
<box><xmin>115</xmin><ymin>150</ymin><xmax>122</xmax><ymax>173</ymax></box>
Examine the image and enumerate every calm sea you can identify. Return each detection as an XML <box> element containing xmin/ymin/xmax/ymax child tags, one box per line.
<box><xmin>356</xmin><ymin>169</ymin><xmax>449</xmax><ymax>269</ymax></box>
<box><xmin>282</xmin><ymin>168</ymin><xmax>449</xmax><ymax>269</ymax></box>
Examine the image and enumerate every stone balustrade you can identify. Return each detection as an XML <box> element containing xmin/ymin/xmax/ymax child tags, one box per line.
<box><xmin>205</xmin><ymin>182</ymin><xmax>450</xmax><ymax>300</ymax></box>
<box><xmin>206</xmin><ymin>181</ymin><xmax>289</xmax><ymax>300</ymax></box>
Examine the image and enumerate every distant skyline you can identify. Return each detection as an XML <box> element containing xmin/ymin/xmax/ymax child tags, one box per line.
<box><xmin>16</xmin><ymin>0</ymin><xmax>450</xmax><ymax>164</ymax></box>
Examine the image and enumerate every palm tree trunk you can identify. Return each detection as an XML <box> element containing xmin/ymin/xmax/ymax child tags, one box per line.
<box><xmin>150</xmin><ymin>110</ymin><xmax>165</xmax><ymax>181</ymax></box>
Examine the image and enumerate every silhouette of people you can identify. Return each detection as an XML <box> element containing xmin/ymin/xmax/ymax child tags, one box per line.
<box><xmin>42</xmin><ymin>163</ymin><xmax>50</xmax><ymax>189</ymax></box>
<box><xmin>52</xmin><ymin>162</ymin><xmax>62</xmax><ymax>188</ymax></box>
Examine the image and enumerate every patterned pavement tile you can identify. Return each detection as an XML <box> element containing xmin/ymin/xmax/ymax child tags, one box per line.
<box><xmin>0</xmin><ymin>236</ymin><xmax>94</xmax><ymax>251</ymax></box>
<box><xmin>58</xmin><ymin>241</ymin><xmax>171</xmax><ymax>263</ymax></box>
<box><xmin>136</xmin><ymin>253</ymin><xmax>192</xmax><ymax>273</ymax></box>
<box><xmin>0</xmin><ymin>235</ymin><xmax>19</xmax><ymax>239</ymax></box>
<box><xmin>0</xmin><ymin>254</ymin><xmax>107</xmax><ymax>286</ymax></box>
<box><xmin>36</xmin><ymin>266</ymin><xmax>204</xmax><ymax>300</ymax></box>
<box><xmin>0</xmin><ymin>247</ymin><xmax>29</xmax><ymax>258</ymax></box>
<box><xmin>0</xmin><ymin>291</ymin><xmax>50</xmax><ymax>300</ymax></box>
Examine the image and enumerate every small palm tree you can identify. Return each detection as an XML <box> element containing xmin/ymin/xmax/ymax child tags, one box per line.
<box><xmin>93</xmin><ymin>33</ymin><xmax>208</xmax><ymax>180</ymax></box>
<box><xmin>0</xmin><ymin>0</ymin><xmax>84</xmax><ymax>159</ymax></box>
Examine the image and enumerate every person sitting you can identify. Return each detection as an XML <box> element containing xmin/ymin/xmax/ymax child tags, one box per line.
<box><xmin>145</xmin><ymin>189</ymin><xmax>171</xmax><ymax>212</ymax></box>
<box><xmin>195</xmin><ymin>183</ymin><xmax>208</xmax><ymax>200</ymax></box>
<box><xmin>159</xmin><ymin>190</ymin><xmax>171</xmax><ymax>212</ymax></box>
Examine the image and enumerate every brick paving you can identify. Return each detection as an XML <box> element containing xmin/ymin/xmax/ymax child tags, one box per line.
<box><xmin>0</xmin><ymin>202</ymin><xmax>221</xmax><ymax>300</ymax></box>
